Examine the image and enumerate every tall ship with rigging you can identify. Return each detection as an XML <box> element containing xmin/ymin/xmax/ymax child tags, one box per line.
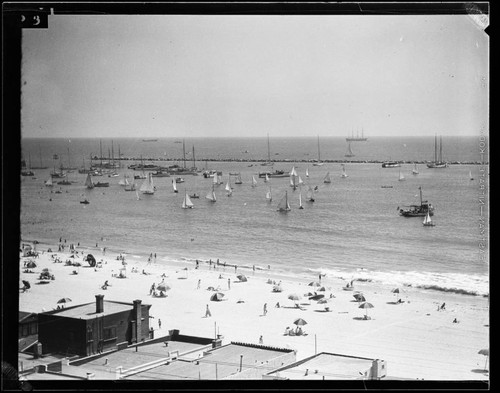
<box><xmin>346</xmin><ymin>128</ymin><xmax>368</xmax><ymax>142</ymax></box>
<box><xmin>427</xmin><ymin>135</ymin><xmax>448</xmax><ymax>168</ymax></box>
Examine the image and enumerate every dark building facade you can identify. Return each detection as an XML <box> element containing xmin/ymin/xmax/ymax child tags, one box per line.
<box><xmin>37</xmin><ymin>295</ymin><xmax>151</xmax><ymax>357</ymax></box>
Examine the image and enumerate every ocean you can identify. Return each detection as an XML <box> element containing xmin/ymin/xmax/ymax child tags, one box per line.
<box><xmin>20</xmin><ymin>136</ymin><xmax>489</xmax><ymax>297</ymax></box>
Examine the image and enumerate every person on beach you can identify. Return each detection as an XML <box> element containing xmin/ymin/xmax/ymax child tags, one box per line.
<box><xmin>263</xmin><ymin>303</ymin><xmax>268</xmax><ymax>316</ymax></box>
<box><xmin>275</xmin><ymin>302</ymin><xmax>280</xmax><ymax>308</ymax></box>
<box><xmin>228</xmin><ymin>278</ymin><xmax>231</xmax><ymax>290</ymax></box>
<box><xmin>150</xmin><ymin>283</ymin><xmax>155</xmax><ymax>295</ymax></box>
<box><xmin>440</xmin><ymin>302</ymin><xmax>446</xmax><ymax>310</ymax></box>
<box><xmin>259</xmin><ymin>335</ymin><xmax>263</xmax><ymax>344</ymax></box>
<box><xmin>205</xmin><ymin>304</ymin><xmax>212</xmax><ymax>318</ymax></box>
<box><xmin>158</xmin><ymin>319</ymin><xmax>161</xmax><ymax>329</ymax></box>
<box><xmin>234</xmin><ymin>265</ymin><xmax>237</xmax><ymax>273</ymax></box>
<box><xmin>197</xmin><ymin>279</ymin><xmax>201</xmax><ymax>289</ymax></box>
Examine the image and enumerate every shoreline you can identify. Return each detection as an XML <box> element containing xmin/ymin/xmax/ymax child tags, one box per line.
<box><xmin>19</xmin><ymin>238</ymin><xmax>489</xmax><ymax>380</ymax></box>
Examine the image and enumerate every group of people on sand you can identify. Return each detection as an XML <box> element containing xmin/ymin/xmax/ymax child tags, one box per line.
<box><xmin>284</xmin><ymin>326</ymin><xmax>306</xmax><ymax>336</ymax></box>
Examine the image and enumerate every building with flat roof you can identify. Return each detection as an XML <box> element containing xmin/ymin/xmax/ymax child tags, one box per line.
<box><xmin>263</xmin><ymin>352</ymin><xmax>387</xmax><ymax>380</ymax></box>
<box><xmin>37</xmin><ymin>295</ymin><xmax>151</xmax><ymax>358</ymax></box>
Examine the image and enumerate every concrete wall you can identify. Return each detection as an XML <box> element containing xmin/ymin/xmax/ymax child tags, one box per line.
<box><xmin>222</xmin><ymin>351</ymin><xmax>296</xmax><ymax>380</ymax></box>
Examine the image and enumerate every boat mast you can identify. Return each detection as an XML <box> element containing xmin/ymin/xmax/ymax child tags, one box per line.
<box><xmin>183</xmin><ymin>139</ymin><xmax>186</xmax><ymax>169</ymax></box>
<box><xmin>267</xmin><ymin>133</ymin><xmax>271</xmax><ymax>163</ymax></box>
<box><xmin>192</xmin><ymin>145</ymin><xmax>196</xmax><ymax>169</ymax></box>
<box><xmin>317</xmin><ymin>135</ymin><xmax>321</xmax><ymax>162</ymax></box>
<box><xmin>100</xmin><ymin>139</ymin><xmax>103</xmax><ymax>168</ymax></box>
<box><xmin>111</xmin><ymin>140</ymin><xmax>115</xmax><ymax>168</ymax></box>
<box><xmin>118</xmin><ymin>144</ymin><xmax>121</xmax><ymax>168</ymax></box>
<box><xmin>419</xmin><ymin>186</ymin><xmax>423</xmax><ymax>206</ymax></box>
<box><xmin>434</xmin><ymin>134</ymin><xmax>437</xmax><ymax>163</ymax></box>
<box><xmin>439</xmin><ymin>135</ymin><xmax>443</xmax><ymax>163</ymax></box>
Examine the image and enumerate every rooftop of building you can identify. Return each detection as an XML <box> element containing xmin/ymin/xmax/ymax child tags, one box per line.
<box><xmin>42</xmin><ymin>300</ymin><xmax>150</xmax><ymax>320</ymax></box>
<box><xmin>265</xmin><ymin>352</ymin><xmax>378</xmax><ymax>380</ymax></box>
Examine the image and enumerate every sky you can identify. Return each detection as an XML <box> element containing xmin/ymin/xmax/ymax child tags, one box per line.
<box><xmin>21</xmin><ymin>13</ymin><xmax>488</xmax><ymax>138</ymax></box>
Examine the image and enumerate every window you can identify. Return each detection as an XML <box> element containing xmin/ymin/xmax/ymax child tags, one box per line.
<box><xmin>103</xmin><ymin>326</ymin><xmax>117</xmax><ymax>341</ymax></box>
<box><xmin>87</xmin><ymin>326</ymin><xmax>93</xmax><ymax>342</ymax></box>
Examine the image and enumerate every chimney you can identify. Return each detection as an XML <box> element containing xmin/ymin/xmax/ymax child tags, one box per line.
<box><xmin>133</xmin><ymin>299</ymin><xmax>142</xmax><ymax>342</ymax></box>
<box><xmin>95</xmin><ymin>294</ymin><xmax>104</xmax><ymax>313</ymax></box>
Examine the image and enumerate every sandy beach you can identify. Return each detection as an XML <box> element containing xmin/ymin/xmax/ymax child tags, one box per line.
<box><xmin>19</xmin><ymin>240</ymin><xmax>489</xmax><ymax>381</ymax></box>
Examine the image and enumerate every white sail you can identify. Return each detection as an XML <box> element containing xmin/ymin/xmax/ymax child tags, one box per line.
<box><xmin>136</xmin><ymin>190</ymin><xmax>141</xmax><ymax>200</ymax></box>
<box><xmin>306</xmin><ymin>167</ymin><xmax>309</xmax><ymax>177</ymax></box>
<box><xmin>85</xmin><ymin>173</ymin><xmax>94</xmax><ymax>189</ymax></box>
<box><xmin>140</xmin><ymin>173</ymin><xmax>155</xmax><ymax>194</ymax></box>
<box><xmin>265</xmin><ymin>174</ymin><xmax>270</xmax><ymax>183</ymax></box>
<box><xmin>306</xmin><ymin>185</ymin><xmax>315</xmax><ymax>201</ymax></box>
<box><xmin>119</xmin><ymin>174</ymin><xmax>129</xmax><ymax>186</ymax></box>
<box><xmin>298</xmin><ymin>176</ymin><xmax>304</xmax><ymax>185</ymax></box>
<box><xmin>399</xmin><ymin>169</ymin><xmax>405</xmax><ymax>181</ymax></box>
<box><xmin>172</xmin><ymin>178</ymin><xmax>178</xmax><ymax>193</ymax></box>
<box><xmin>299</xmin><ymin>191</ymin><xmax>303</xmax><ymax>209</ymax></box>
<box><xmin>266</xmin><ymin>186</ymin><xmax>272</xmax><ymax>202</ymax></box>
<box><xmin>290</xmin><ymin>166</ymin><xmax>298</xmax><ymax>177</ymax></box>
<box><xmin>341</xmin><ymin>164</ymin><xmax>348</xmax><ymax>178</ymax></box>
<box><xmin>252</xmin><ymin>175</ymin><xmax>257</xmax><ymax>187</ymax></box>
<box><xmin>225</xmin><ymin>179</ymin><xmax>233</xmax><ymax>196</ymax></box>
<box><xmin>469</xmin><ymin>170</ymin><xmax>474</xmax><ymax>180</ymax></box>
<box><xmin>206</xmin><ymin>185</ymin><xmax>216</xmax><ymax>202</ymax></box>
<box><xmin>213</xmin><ymin>173</ymin><xmax>218</xmax><ymax>185</ymax></box>
<box><xmin>423</xmin><ymin>211</ymin><xmax>434</xmax><ymax>226</ymax></box>
<box><xmin>277</xmin><ymin>191</ymin><xmax>291</xmax><ymax>212</ymax></box>
<box><xmin>323</xmin><ymin>172</ymin><xmax>331</xmax><ymax>183</ymax></box>
<box><xmin>45</xmin><ymin>177</ymin><xmax>53</xmax><ymax>187</ymax></box>
<box><xmin>182</xmin><ymin>191</ymin><xmax>194</xmax><ymax>208</ymax></box>
<box><xmin>412</xmin><ymin>163</ymin><xmax>419</xmax><ymax>175</ymax></box>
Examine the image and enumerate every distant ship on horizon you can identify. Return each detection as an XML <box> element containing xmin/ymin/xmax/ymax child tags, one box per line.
<box><xmin>346</xmin><ymin>128</ymin><xmax>368</xmax><ymax>142</ymax></box>
<box><xmin>142</xmin><ymin>139</ymin><xmax>158</xmax><ymax>142</ymax></box>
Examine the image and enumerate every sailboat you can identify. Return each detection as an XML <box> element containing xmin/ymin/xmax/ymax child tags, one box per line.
<box><xmin>399</xmin><ymin>187</ymin><xmax>434</xmax><ymax>217</ymax></box>
<box><xmin>298</xmin><ymin>191</ymin><xmax>304</xmax><ymax>209</ymax></box>
<box><xmin>469</xmin><ymin>170</ymin><xmax>474</xmax><ymax>181</ymax></box>
<box><xmin>412</xmin><ymin>163</ymin><xmax>419</xmax><ymax>175</ymax></box>
<box><xmin>323</xmin><ymin>172</ymin><xmax>331</xmax><ymax>184</ymax></box>
<box><xmin>44</xmin><ymin>176</ymin><xmax>53</xmax><ymax>187</ymax></box>
<box><xmin>85</xmin><ymin>173</ymin><xmax>95</xmax><ymax>189</ymax></box>
<box><xmin>118</xmin><ymin>174</ymin><xmax>130</xmax><ymax>186</ymax></box>
<box><xmin>313</xmin><ymin>135</ymin><xmax>324</xmax><ymax>166</ymax></box>
<box><xmin>306</xmin><ymin>185</ymin><xmax>315</xmax><ymax>202</ymax></box>
<box><xmin>305</xmin><ymin>167</ymin><xmax>309</xmax><ymax>178</ymax></box>
<box><xmin>261</xmin><ymin>133</ymin><xmax>273</xmax><ymax>166</ymax></box>
<box><xmin>341</xmin><ymin>164</ymin><xmax>348</xmax><ymax>178</ymax></box>
<box><xmin>251</xmin><ymin>175</ymin><xmax>258</xmax><ymax>188</ymax></box>
<box><xmin>277</xmin><ymin>191</ymin><xmax>291</xmax><ymax>212</ymax></box>
<box><xmin>427</xmin><ymin>135</ymin><xmax>448</xmax><ymax>168</ymax></box>
<box><xmin>206</xmin><ymin>184</ymin><xmax>217</xmax><ymax>202</ymax></box>
<box><xmin>172</xmin><ymin>178</ymin><xmax>178</xmax><ymax>193</ymax></box>
<box><xmin>423</xmin><ymin>211</ymin><xmax>435</xmax><ymax>227</ymax></box>
<box><xmin>134</xmin><ymin>155</ymin><xmax>147</xmax><ymax>179</ymax></box>
<box><xmin>398</xmin><ymin>169</ymin><xmax>406</xmax><ymax>181</ymax></box>
<box><xmin>182</xmin><ymin>190</ymin><xmax>194</xmax><ymax>209</ymax></box>
<box><xmin>125</xmin><ymin>177</ymin><xmax>136</xmax><ymax>191</ymax></box>
<box><xmin>136</xmin><ymin>190</ymin><xmax>141</xmax><ymax>200</ymax></box>
<box><xmin>140</xmin><ymin>173</ymin><xmax>155</xmax><ymax>195</ymax></box>
<box><xmin>225</xmin><ymin>178</ymin><xmax>233</xmax><ymax>197</ymax></box>
<box><xmin>264</xmin><ymin>174</ymin><xmax>270</xmax><ymax>183</ymax></box>
<box><xmin>21</xmin><ymin>153</ymin><xmax>35</xmax><ymax>176</ymax></box>
<box><xmin>345</xmin><ymin>142</ymin><xmax>355</xmax><ymax>157</ymax></box>
<box><xmin>235</xmin><ymin>174</ymin><xmax>243</xmax><ymax>184</ymax></box>
<box><xmin>266</xmin><ymin>186</ymin><xmax>272</xmax><ymax>202</ymax></box>
<box><xmin>289</xmin><ymin>166</ymin><xmax>299</xmax><ymax>190</ymax></box>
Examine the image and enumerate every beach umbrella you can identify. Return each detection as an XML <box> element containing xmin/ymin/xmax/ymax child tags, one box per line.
<box><xmin>293</xmin><ymin>318</ymin><xmax>308</xmax><ymax>326</ymax></box>
<box><xmin>358</xmin><ymin>302</ymin><xmax>374</xmax><ymax>318</ymax></box>
<box><xmin>156</xmin><ymin>283</ymin><xmax>171</xmax><ymax>292</ymax></box>
<box><xmin>86</xmin><ymin>254</ymin><xmax>96</xmax><ymax>267</ymax></box>
<box><xmin>317</xmin><ymin>298</ymin><xmax>330</xmax><ymax>304</ymax></box>
<box><xmin>309</xmin><ymin>294</ymin><xmax>324</xmax><ymax>301</ymax></box>
<box><xmin>318</xmin><ymin>286</ymin><xmax>326</xmax><ymax>292</ymax></box>
<box><xmin>22</xmin><ymin>280</ymin><xmax>31</xmax><ymax>289</ymax></box>
<box><xmin>272</xmin><ymin>284</ymin><xmax>282</xmax><ymax>292</ymax></box>
<box><xmin>308</xmin><ymin>281</ymin><xmax>321</xmax><ymax>287</ymax></box>
<box><xmin>478</xmin><ymin>349</ymin><xmax>489</xmax><ymax>370</ymax></box>
<box><xmin>392</xmin><ymin>288</ymin><xmax>400</xmax><ymax>301</ymax></box>
<box><xmin>42</xmin><ymin>268</ymin><xmax>50</xmax><ymax>273</ymax></box>
<box><xmin>353</xmin><ymin>293</ymin><xmax>366</xmax><ymax>303</ymax></box>
<box><xmin>237</xmin><ymin>274</ymin><xmax>248</xmax><ymax>282</ymax></box>
<box><xmin>288</xmin><ymin>293</ymin><xmax>301</xmax><ymax>301</ymax></box>
<box><xmin>26</xmin><ymin>261</ymin><xmax>37</xmax><ymax>268</ymax></box>
<box><xmin>210</xmin><ymin>292</ymin><xmax>225</xmax><ymax>301</ymax></box>
<box><xmin>57</xmin><ymin>298</ymin><xmax>72</xmax><ymax>304</ymax></box>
